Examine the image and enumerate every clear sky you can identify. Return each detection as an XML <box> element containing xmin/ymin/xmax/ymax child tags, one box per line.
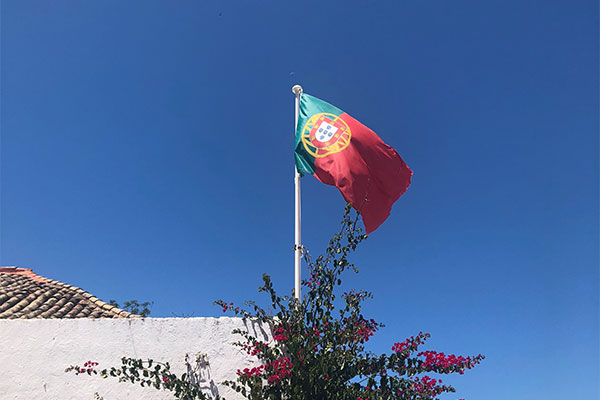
<box><xmin>1</xmin><ymin>1</ymin><xmax>598</xmax><ymax>399</ymax></box>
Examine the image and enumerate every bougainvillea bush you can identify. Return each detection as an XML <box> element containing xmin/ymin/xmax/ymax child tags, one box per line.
<box><xmin>67</xmin><ymin>205</ymin><xmax>483</xmax><ymax>400</ymax></box>
<box><xmin>215</xmin><ymin>204</ymin><xmax>484</xmax><ymax>400</ymax></box>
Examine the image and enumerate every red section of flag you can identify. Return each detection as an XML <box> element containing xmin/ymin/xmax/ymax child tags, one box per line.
<box><xmin>313</xmin><ymin>113</ymin><xmax>412</xmax><ymax>234</ymax></box>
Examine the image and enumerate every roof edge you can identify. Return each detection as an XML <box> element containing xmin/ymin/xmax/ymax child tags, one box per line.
<box><xmin>0</xmin><ymin>267</ymin><xmax>48</xmax><ymax>282</ymax></box>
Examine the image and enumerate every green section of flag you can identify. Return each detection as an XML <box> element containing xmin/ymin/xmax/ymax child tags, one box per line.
<box><xmin>294</xmin><ymin>94</ymin><xmax>344</xmax><ymax>175</ymax></box>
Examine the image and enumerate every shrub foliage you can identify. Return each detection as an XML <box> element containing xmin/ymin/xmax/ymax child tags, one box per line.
<box><xmin>68</xmin><ymin>205</ymin><xmax>483</xmax><ymax>400</ymax></box>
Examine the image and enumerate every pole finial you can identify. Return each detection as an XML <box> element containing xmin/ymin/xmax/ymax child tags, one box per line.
<box><xmin>292</xmin><ymin>85</ymin><xmax>303</xmax><ymax>95</ymax></box>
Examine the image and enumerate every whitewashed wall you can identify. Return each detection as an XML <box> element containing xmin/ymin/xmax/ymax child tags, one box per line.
<box><xmin>0</xmin><ymin>317</ymin><xmax>268</xmax><ymax>400</ymax></box>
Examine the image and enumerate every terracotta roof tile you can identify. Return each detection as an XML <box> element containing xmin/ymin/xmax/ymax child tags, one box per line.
<box><xmin>0</xmin><ymin>267</ymin><xmax>139</xmax><ymax>319</ymax></box>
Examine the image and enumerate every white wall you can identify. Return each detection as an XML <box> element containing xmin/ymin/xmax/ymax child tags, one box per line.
<box><xmin>0</xmin><ymin>317</ymin><xmax>268</xmax><ymax>400</ymax></box>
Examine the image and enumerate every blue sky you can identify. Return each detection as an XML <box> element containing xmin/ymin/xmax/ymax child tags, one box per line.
<box><xmin>1</xmin><ymin>1</ymin><xmax>598</xmax><ymax>399</ymax></box>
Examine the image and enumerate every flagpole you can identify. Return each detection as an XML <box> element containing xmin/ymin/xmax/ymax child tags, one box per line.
<box><xmin>292</xmin><ymin>84</ymin><xmax>303</xmax><ymax>300</ymax></box>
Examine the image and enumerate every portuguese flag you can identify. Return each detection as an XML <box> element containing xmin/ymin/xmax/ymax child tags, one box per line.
<box><xmin>294</xmin><ymin>93</ymin><xmax>412</xmax><ymax>234</ymax></box>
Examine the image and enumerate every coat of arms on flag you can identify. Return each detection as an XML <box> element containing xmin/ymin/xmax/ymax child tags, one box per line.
<box><xmin>301</xmin><ymin>113</ymin><xmax>351</xmax><ymax>158</ymax></box>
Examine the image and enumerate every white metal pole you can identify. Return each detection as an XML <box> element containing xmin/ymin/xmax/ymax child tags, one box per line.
<box><xmin>292</xmin><ymin>84</ymin><xmax>303</xmax><ymax>300</ymax></box>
